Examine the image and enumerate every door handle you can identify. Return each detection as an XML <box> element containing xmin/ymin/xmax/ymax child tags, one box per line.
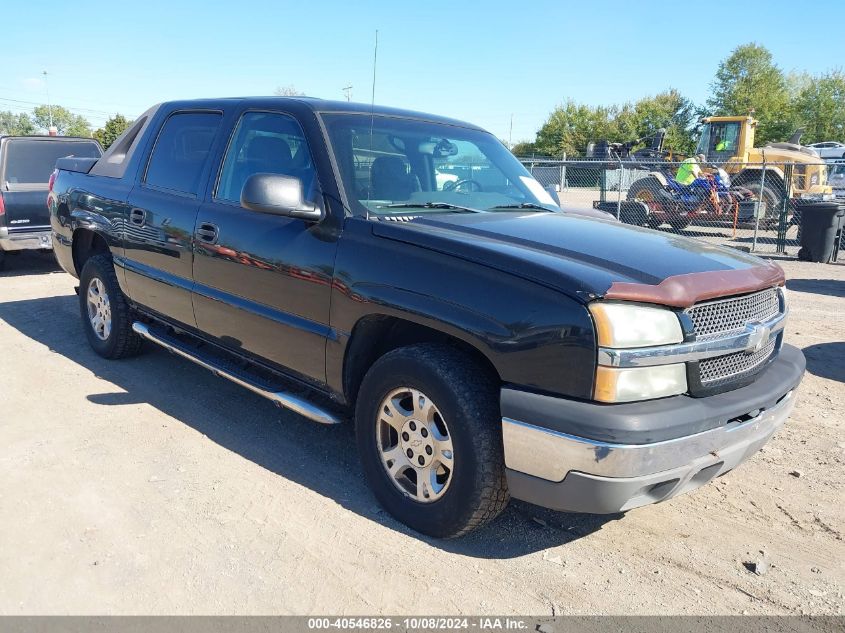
<box><xmin>129</xmin><ymin>208</ymin><xmax>146</xmax><ymax>226</ymax></box>
<box><xmin>196</xmin><ymin>222</ymin><xmax>219</xmax><ymax>244</ymax></box>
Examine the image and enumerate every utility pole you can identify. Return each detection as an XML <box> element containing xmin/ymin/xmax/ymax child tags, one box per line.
<box><xmin>342</xmin><ymin>85</ymin><xmax>352</xmax><ymax>102</ymax></box>
<box><xmin>42</xmin><ymin>70</ymin><xmax>54</xmax><ymax>131</ymax></box>
<box><xmin>508</xmin><ymin>113</ymin><xmax>514</xmax><ymax>149</ymax></box>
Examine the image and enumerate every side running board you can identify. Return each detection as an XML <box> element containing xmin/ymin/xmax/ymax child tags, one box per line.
<box><xmin>131</xmin><ymin>322</ymin><xmax>342</xmax><ymax>425</ymax></box>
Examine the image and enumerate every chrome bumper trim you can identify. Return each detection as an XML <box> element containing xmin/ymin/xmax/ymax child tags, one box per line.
<box><xmin>0</xmin><ymin>226</ymin><xmax>52</xmax><ymax>251</ymax></box>
<box><xmin>598</xmin><ymin>307</ymin><xmax>787</xmax><ymax>368</ymax></box>
<box><xmin>502</xmin><ymin>390</ymin><xmax>795</xmax><ymax>482</ymax></box>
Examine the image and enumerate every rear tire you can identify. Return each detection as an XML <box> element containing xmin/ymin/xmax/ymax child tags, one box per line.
<box><xmin>79</xmin><ymin>254</ymin><xmax>143</xmax><ymax>359</ymax></box>
<box><xmin>355</xmin><ymin>344</ymin><xmax>509</xmax><ymax>538</ymax></box>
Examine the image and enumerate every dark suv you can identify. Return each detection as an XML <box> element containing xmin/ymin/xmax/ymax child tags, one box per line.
<box><xmin>0</xmin><ymin>135</ymin><xmax>101</xmax><ymax>268</ymax></box>
<box><xmin>49</xmin><ymin>98</ymin><xmax>804</xmax><ymax>537</ymax></box>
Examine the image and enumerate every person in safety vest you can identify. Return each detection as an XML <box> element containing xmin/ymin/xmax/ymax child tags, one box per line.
<box><xmin>676</xmin><ymin>153</ymin><xmax>706</xmax><ymax>186</ymax></box>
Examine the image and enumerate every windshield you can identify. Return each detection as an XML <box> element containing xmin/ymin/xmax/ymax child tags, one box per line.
<box><xmin>696</xmin><ymin>122</ymin><xmax>740</xmax><ymax>161</ymax></box>
<box><xmin>3</xmin><ymin>139</ymin><xmax>101</xmax><ymax>184</ymax></box>
<box><xmin>321</xmin><ymin>113</ymin><xmax>558</xmax><ymax>216</ymax></box>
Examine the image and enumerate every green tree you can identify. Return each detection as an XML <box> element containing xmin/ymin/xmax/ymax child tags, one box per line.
<box><xmin>793</xmin><ymin>71</ymin><xmax>845</xmax><ymax>144</ymax></box>
<box><xmin>0</xmin><ymin>111</ymin><xmax>36</xmax><ymax>136</ymax></box>
<box><xmin>534</xmin><ymin>101</ymin><xmax>617</xmax><ymax>157</ymax></box>
<box><xmin>532</xmin><ymin>90</ymin><xmax>696</xmax><ymax>157</ymax></box>
<box><xmin>93</xmin><ymin>114</ymin><xmax>133</xmax><ymax>150</ymax></box>
<box><xmin>510</xmin><ymin>141</ymin><xmax>537</xmax><ymax>156</ymax></box>
<box><xmin>708</xmin><ymin>43</ymin><xmax>796</xmax><ymax>144</ymax></box>
<box><xmin>32</xmin><ymin>105</ymin><xmax>92</xmax><ymax>137</ymax></box>
<box><xmin>615</xmin><ymin>90</ymin><xmax>697</xmax><ymax>154</ymax></box>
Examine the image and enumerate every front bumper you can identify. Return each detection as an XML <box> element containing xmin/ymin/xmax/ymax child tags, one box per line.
<box><xmin>502</xmin><ymin>344</ymin><xmax>805</xmax><ymax>514</ymax></box>
<box><xmin>0</xmin><ymin>226</ymin><xmax>52</xmax><ymax>251</ymax></box>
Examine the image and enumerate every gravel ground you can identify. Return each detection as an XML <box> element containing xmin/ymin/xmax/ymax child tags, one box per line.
<box><xmin>0</xmin><ymin>250</ymin><xmax>842</xmax><ymax>615</ymax></box>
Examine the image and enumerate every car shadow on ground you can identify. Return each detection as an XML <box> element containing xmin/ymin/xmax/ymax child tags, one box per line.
<box><xmin>786</xmin><ymin>278</ymin><xmax>845</xmax><ymax>299</ymax></box>
<box><xmin>0</xmin><ymin>251</ymin><xmax>63</xmax><ymax>277</ymax></box>
<box><xmin>0</xmin><ymin>293</ymin><xmax>618</xmax><ymax>557</ymax></box>
<box><xmin>802</xmin><ymin>342</ymin><xmax>845</xmax><ymax>383</ymax></box>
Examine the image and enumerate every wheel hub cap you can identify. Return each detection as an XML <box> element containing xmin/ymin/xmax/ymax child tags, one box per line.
<box><xmin>376</xmin><ymin>387</ymin><xmax>454</xmax><ymax>503</ymax></box>
<box><xmin>399</xmin><ymin>418</ymin><xmax>435</xmax><ymax>468</ymax></box>
<box><xmin>86</xmin><ymin>278</ymin><xmax>112</xmax><ymax>341</ymax></box>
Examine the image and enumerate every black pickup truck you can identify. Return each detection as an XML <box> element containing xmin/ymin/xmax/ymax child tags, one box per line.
<box><xmin>49</xmin><ymin>98</ymin><xmax>805</xmax><ymax>537</ymax></box>
<box><xmin>0</xmin><ymin>135</ymin><xmax>101</xmax><ymax>268</ymax></box>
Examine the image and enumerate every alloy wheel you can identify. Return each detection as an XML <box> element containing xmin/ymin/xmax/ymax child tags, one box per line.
<box><xmin>86</xmin><ymin>277</ymin><xmax>112</xmax><ymax>341</ymax></box>
<box><xmin>376</xmin><ymin>387</ymin><xmax>454</xmax><ymax>503</ymax></box>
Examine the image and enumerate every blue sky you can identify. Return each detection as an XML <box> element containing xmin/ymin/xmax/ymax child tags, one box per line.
<box><xmin>5</xmin><ymin>0</ymin><xmax>844</xmax><ymax>142</ymax></box>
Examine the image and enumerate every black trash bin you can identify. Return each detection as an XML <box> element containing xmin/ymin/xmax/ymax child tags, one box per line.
<box><xmin>796</xmin><ymin>201</ymin><xmax>845</xmax><ymax>263</ymax></box>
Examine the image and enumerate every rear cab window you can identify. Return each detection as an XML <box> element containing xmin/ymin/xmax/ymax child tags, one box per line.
<box><xmin>144</xmin><ymin>111</ymin><xmax>222</xmax><ymax>196</ymax></box>
<box><xmin>2</xmin><ymin>139</ymin><xmax>102</xmax><ymax>185</ymax></box>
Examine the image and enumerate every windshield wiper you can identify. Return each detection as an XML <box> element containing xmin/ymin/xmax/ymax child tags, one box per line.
<box><xmin>488</xmin><ymin>203</ymin><xmax>555</xmax><ymax>212</ymax></box>
<box><xmin>377</xmin><ymin>202</ymin><xmax>483</xmax><ymax>213</ymax></box>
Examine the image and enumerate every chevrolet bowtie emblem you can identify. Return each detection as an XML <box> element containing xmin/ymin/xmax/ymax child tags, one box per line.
<box><xmin>745</xmin><ymin>322</ymin><xmax>771</xmax><ymax>354</ymax></box>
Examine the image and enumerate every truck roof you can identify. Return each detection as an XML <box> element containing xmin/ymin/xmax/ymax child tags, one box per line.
<box><xmin>157</xmin><ymin>96</ymin><xmax>486</xmax><ymax>131</ymax></box>
<box><xmin>0</xmin><ymin>135</ymin><xmax>101</xmax><ymax>142</ymax></box>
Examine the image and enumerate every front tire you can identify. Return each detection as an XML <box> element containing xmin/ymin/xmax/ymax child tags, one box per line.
<box><xmin>355</xmin><ymin>344</ymin><xmax>509</xmax><ymax>538</ymax></box>
<box><xmin>79</xmin><ymin>254</ymin><xmax>142</xmax><ymax>359</ymax></box>
<box><xmin>757</xmin><ymin>184</ymin><xmax>784</xmax><ymax>225</ymax></box>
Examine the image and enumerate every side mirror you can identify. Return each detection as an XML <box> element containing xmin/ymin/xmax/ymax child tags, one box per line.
<box><xmin>240</xmin><ymin>173</ymin><xmax>322</xmax><ymax>221</ymax></box>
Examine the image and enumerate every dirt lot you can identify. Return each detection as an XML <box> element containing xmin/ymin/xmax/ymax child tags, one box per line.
<box><xmin>0</xmin><ymin>250</ymin><xmax>842</xmax><ymax>615</ymax></box>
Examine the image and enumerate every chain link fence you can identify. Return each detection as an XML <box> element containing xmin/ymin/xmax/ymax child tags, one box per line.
<box><xmin>520</xmin><ymin>157</ymin><xmax>841</xmax><ymax>257</ymax></box>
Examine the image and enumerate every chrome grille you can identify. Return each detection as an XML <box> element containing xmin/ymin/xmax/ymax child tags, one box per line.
<box><xmin>686</xmin><ymin>288</ymin><xmax>780</xmax><ymax>339</ymax></box>
<box><xmin>698</xmin><ymin>339</ymin><xmax>777</xmax><ymax>387</ymax></box>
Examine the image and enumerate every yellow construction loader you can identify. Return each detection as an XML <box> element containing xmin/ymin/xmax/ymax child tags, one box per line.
<box><xmin>696</xmin><ymin>115</ymin><xmax>831</xmax><ymax>217</ymax></box>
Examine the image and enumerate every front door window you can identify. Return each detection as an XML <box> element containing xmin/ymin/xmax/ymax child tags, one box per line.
<box><xmin>216</xmin><ymin>111</ymin><xmax>317</xmax><ymax>205</ymax></box>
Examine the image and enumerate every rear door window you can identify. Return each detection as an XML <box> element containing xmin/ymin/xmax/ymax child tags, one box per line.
<box><xmin>144</xmin><ymin>111</ymin><xmax>222</xmax><ymax>195</ymax></box>
<box><xmin>3</xmin><ymin>139</ymin><xmax>101</xmax><ymax>184</ymax></box>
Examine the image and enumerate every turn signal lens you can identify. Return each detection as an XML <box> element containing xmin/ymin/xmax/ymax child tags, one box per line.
<box><xmin>595</xmin><ymin>364</ymin><xmax>688</xmax><ymax>403</ymax></box>
<box><xmin>590</xmin><ymin>303</ymin><xmax>683</xmax><ymax>348</ymax></box>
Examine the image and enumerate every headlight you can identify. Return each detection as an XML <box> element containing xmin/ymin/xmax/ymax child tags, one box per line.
<box><xmin>594</xmin><ymin>364</ymin><xmax>687</xmax><ymax>403</ymax></box>
<box><xmin>590</xmin><ymin>302</ymin><xmax>687</xmax><ymax>402</ymax></box>
<box><xmin>589</xmin><ymin>303</ymin><xmax>684</xmax><ymax>348</ymax></box>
